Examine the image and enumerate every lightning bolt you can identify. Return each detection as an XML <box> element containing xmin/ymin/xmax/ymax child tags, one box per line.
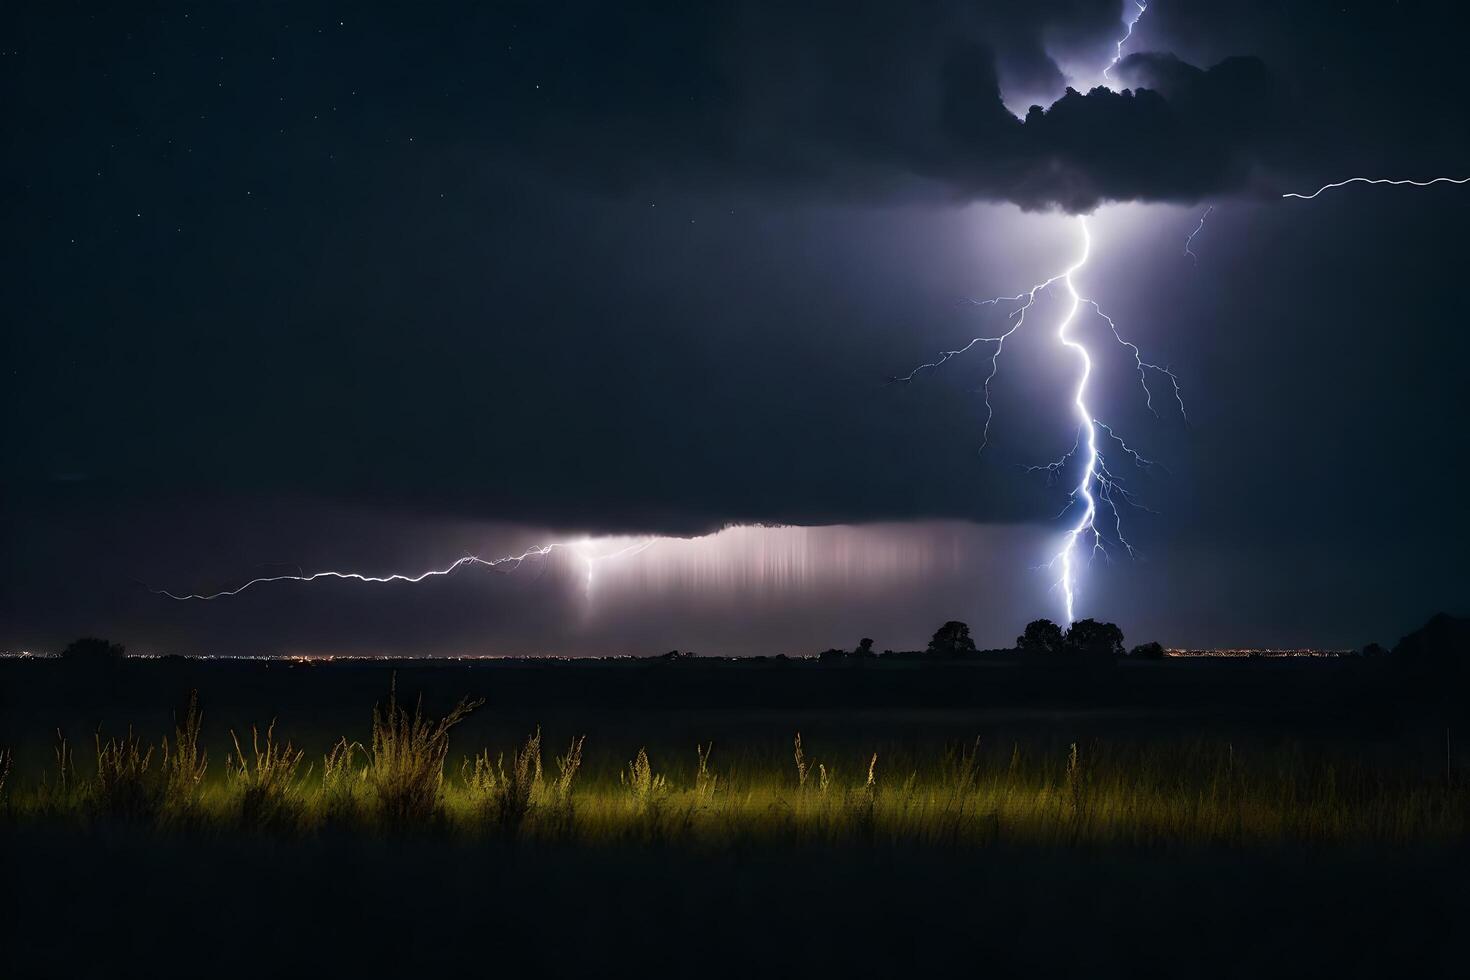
<box><xmin>894</xmin><ymin>216</ymin><xmax>1181</xmax><ymax>623</ymax></box>
<box><xmin>154</xmin><ymin>538</ymin><xmax>657</xmax><ymax>601</ymax></box>
<box><xmin>890</xmin><ymin>6</ymin><xmax>1175</xmax><ymax>624</ymax></box>
<box><xmin>1103</xmin><ymin>2</ymin><xmax>1148</xmax><ymax>82</ymax></box>
<box><xmin>1282</xmin><ymin>176</ymin><xmax>1470</xmax><ymax>200</ymax></box>
<box><xmin>889</xmin><ymin>282</ymin><xmax>1063</xmax><ymax>453</ymax></box>
<box><xmin>1184</xmin><ymin>205</ymin><xmax>1213</xmax><ymax>264</ymax></box>
<box><xmin>1052</xmin><ymin>227</ymin><xmax>1100</xmax><ymax>623</ymax></box>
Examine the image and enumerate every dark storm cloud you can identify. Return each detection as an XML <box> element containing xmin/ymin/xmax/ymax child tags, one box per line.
<box><xmin>1125</xmin><ymin>0</ymin><xmax>1470</xmax><ymax>184</ymax></box>
<box><xmin>933</xmin><ymin>50</ymin><xmax>1287</xmax><ymax>211</ymax></box>
<box><xmin>456</xmin><ymin>1</ymin><xmax>1469</xmax><ymax>211</ymax></box>
<box><xmin>473</xmin><ymin>2</ymin><xmax>1293</xmax><ymax>212</ymax></box>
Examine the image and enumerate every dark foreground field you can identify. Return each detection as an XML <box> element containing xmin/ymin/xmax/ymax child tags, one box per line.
<box><xmin>6</xmin><ymin>828</ymin><xmax>1464</xmax><ymax>978</ymax></box>
<box><xmin>2</xmin><ymin>654</ymin><xmax>1466</xmax><ymax>978</ymax></box>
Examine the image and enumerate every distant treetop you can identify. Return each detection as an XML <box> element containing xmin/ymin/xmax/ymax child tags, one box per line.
<box><xmin>927</xmin><ymin>621</ymin><xmax>977</xmax><ymax>657</ymax></box>
<box><xmin>61</xmin><ymin>637</ymin><xmax>125</xmax><ymax>664</ymax></box>
<box><xmin>1017</xmin><ymin>619</ymin><xmax>1066</xmax><ymax>656</ymax></box>
<box><xmin>1066</xmin><ymin>619</ymin><xmax>1125</xmax><ymax>659</ymax></box>
<box><xmin>1017</xmin><ymin>619</ymin><xmax>1126</xmax><ymax>659</ymax></box>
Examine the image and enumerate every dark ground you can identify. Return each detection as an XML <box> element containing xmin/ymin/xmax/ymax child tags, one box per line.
<box><xmin>3</xmin><ymin>828</ymin><xmax>1464</xmax><ymax>979</ymax></box>
<box><xmin>1</xmin><ymin>654</ymin><xmax>1466</xmax><ymax>978</ymax></box>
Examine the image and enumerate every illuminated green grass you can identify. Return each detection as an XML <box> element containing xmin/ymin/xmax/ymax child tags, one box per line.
<box><xmin>1</xmin><ymin>688</ymin><xmax>1463</xmax><ymax>848</ymax></box>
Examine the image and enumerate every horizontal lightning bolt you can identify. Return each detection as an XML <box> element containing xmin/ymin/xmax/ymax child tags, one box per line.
<box><xmin>154</xmin><ymin>539</ymin><xmax>657</xmax><ymax>601</ymax></box>
<box><xmin>1282</xmin><ymin>177</ymin><xmax>1470</xmax><ymax>200</ymax></box>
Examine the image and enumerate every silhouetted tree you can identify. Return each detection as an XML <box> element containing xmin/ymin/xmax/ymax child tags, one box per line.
<box><xmin>1391</xmin><ymin>613</ymin><xmax>1469</xmax><ymax>680</ymax></box>
<box><xmin>1065</xmin><ymin>620</ymin><xmax>1125</xmax><ymax>659</ymax></box>
<box><xmin>1359</xmin><ymin>642</ymin><xmax>1388</xmax><ymax>659</ymax></box>
<box><xmin>1129</xmin><ymin>641</ymin><xmax>1165</xmax><ymax>660</ymax></box>
<box><xmin>61</xmin><ymin>637</ymin><xmax>125</xmax><ymax>665</ymax></box>
<box><xmin>60</xmin><ymin>637</ymin><xmax>127</xmax><ymax>700</ymax></box>
<box><xmin>927</xmin><ymin>621</ymin><xmax>976</xmax><ymax>657</ymax></box>
<box><xmin>1017</xmin><ymin>619</ymin><xmax>1066</xmax><ymax>656</ymax></box>
<box><xmin>853</xmin><ymin>637</ymin><xmax>876</xmax><ymax>659</ymax></box>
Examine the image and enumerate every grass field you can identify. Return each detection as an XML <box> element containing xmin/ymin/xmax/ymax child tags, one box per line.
<box><xmin>2</xmin><ymin>655</ymin><xmax>1465</xmax><ymax>977</ymax></box>
<box><xmin>3</xmin><ymin>687</ymin><xmax>1465</xmax><ymax>849</ymax></box>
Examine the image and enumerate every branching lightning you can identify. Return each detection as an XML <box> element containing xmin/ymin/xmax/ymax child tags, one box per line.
<box><xmin>155</xmin><ymin>538</ymin><xmax>657</xmax><ymax>601</ymax></box>
<box><xmin>905</xmin><ymin>174</ymin><xmax>1470</xmax><ymax>623</ymax></box>
<box><xmin>1282</xmin><ymin>176</ymin><xmax>1470</xmax><ymax>200</ymax></box>
<box><xmin>894</xmin><ymin>216</ymin><xmax>1183</xmax><ymax>623</ymax></box>
<box><xmin>1184</xmin><ymin>205</ymin><xmax>1213</xmax><ymax>264</ymax></box>
<box><xmin>889</xmin><ymin>282</ymin><xmax>1064</xmax><ymax>453</ymax></box>
<box><xmin>1085</xmin><ymin>300</ymin><xmax>1187</xmax><ymax>422</ymax></box>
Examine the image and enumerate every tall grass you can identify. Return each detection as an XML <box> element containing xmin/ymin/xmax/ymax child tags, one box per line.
<box><xmin>228</xmin><ymin>721</ymin><xmax>306</xmax><ymax>830</ymax></box>
<box><xmin>163</xmin><ymin>690</ymin><xmax>208</xmax><ymax>813</ymax></box>
<box><xmin>368</xmin><ymin>678</ymin><xmax>482</xmax><ymax>826</ymax></box>
<box><xmin>550</xmin><ymin>735</ymin><xmax>586</xmax><ymax>806</ymax></box>
<box><xmin>319</xmin><ymin>736</ymin><xmax>366</xmax><ymax>824</ymax></box>
<box><xmin>92</xmin><ymin>728</ymin><xmax>160</xmax><ymax>821</ymax></box>
<box><xmin>693</xmin><ymin>743</ymin><xmax>717</xmax><ymax>807</ymax></box>
<box><xmin>463</xmin><ymin>727</ymin><xmax>543</xmax><ymax>834</ymax></box>
<box><xmin>793</xmin><ymin>732</ymin><xmax>810</xmax><ymax>791</ymax></box>
<box><xmin>541</xmin><ymin>734</ymin><xmax>586</xmax><ymax>836</ymax></box>
<box><xmin>4</xmin><ymin>691</ymin><xmax>1467</xmax><ymax>850</ymax></box>
<box><xmin>621</xmin><ymin>747</ymin><xmax>668</xmax><ymax>814</ymax></box>
<box><xmin>36</xmin><ymin>730</ymin><xmax>77</xmax><ymax>816</ymax></box>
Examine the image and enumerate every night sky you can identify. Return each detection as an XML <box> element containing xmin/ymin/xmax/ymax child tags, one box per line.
<box><xmin>4</xmin><ymin>1</ymin><xmax>1468</xmax><ymax>657</ymax></box>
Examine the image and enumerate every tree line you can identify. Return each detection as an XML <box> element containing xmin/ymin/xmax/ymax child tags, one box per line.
<box><xmin>819</xmin><ymin>618</ymin><xmax>1164</xmax><ymax>663</ymax></box>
